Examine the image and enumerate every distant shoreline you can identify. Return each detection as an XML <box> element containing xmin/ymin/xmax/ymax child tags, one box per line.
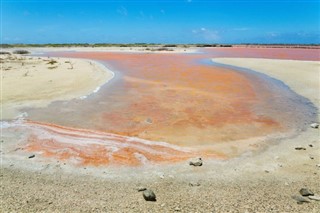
<box><xmin>1</xmin><ymin>43</ymin><xmax>319</xmax><ymax>49</ymax></box>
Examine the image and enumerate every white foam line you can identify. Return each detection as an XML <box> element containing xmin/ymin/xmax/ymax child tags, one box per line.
<box><xmin>77</xmin><ymin>59</ymin><xmax>115</xmax><ymax>100</ymax></box>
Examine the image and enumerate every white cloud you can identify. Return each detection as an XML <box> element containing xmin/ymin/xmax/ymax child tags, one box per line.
<box><xmin>117</xmin><ymin>6</ymin><xmax>128</xmax><ymax>16</ymax></box>
<box><xmin>192</xmin><ymin>28</ymin><xmax>220</xmax><ymax>42</ymax></box>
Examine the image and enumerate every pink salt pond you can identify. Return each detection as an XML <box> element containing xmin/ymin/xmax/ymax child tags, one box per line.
<box><xmin>7</xmin><ymin>48</ymin><xmax>317</xmax><ymax>166</ymax></box>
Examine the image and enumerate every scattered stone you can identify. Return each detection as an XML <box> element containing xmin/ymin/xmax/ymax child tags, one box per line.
<box><xmin>309</xmin><ymin>144</ymin><xmax>313</xmax><ymax>147</ymax></box>
<box><xmin>28</xmin><ymin>154</ymin><xmax>35</xmax><ymax>159</ymax></box>
<box><xmin>317</xmin><ymin>164</ymin><xmax>320</xmax><ymax>168</ymax></box>
<box><xmin>299</xmin><ymin>188</ymin><xmax>314</xmax><ymax>196</ymax></box>
<box><xmin>189</xmin><ymin>157</ymin><xmax>203</xmax><ymax>166</ymax></box>
<box><xmin>308</xmin><ymin>195</ymin><xmax>320</xmax><ymax>201</ymax></box>
<box><xmin>145</xmin><ymin>118</ymin><xmax>153</xmax><ymax>124</ymax></box>
<box><xmin>295</xmin><ymin>147</ymin><xmax>306</xmax><ymax>150</ymax></box>
<box><xmin>310</xmin><ymin>123</ymin><xmax>319</xmax><ymax>129</ymax></box>
<box><xmin>174</xmin><ymin>207</ymin><xmax>181</xmax><ymax>211</ymax></box>
<box><xmin>285</xmin><ymin>182</ymin><xmax>289</xmax><ymax>186</ymax></box>
<box><xmin>264</xmin><ymin>170</ymin><xmax>270</xmax><ymax>173</ymax></box>
<box><xmin>189</xmin><ymin>182</ymin><xmax>201</xmax><ymax>187</ymax></box>
<box><xmin>137</xmin><ymin>187</ymin><xmax>147</xmax><ymax>192</ymax></box>
<box><xmin>143</xmin><ymin>189</ymin><xmax>156</xmax><ymax>201</ymax></box>
<box><xmin>292</xmin><ymin>195</ymin><xmax>310</xmax><ymax>204</ymax></box>
<box><xmin>309</xmin><ymin>155</ymin><xmax>314</xmax><ymax>160</ymax></box>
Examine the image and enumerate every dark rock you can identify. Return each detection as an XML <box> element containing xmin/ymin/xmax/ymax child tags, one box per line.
<box><xmin>189</xmin><ymin>157</ymin><xmax>203</xmax><ymax>166</ymax></box>
<box><xmin>143</xmin><ymin>189</ymin><xmax>156</xmax><ymax>201</ymax></box>
<box><xmin>28</xmin><ymin>154</ymin><xmax>35</xmax><ymax>159</ymax></box>
<box><xmin>292</xmin><ymin>195</ymin><xmax>310</xmax><ymax>204</ymax></box>
<box><xmin>299</xmin><ymin>188</ymin><xmax>314</xmax><ymax>196</ymax></box>
<box><xmin>295</xmin><ymin>147</ymin><xmax>306</xmax><ymax>150</ymax></box>
<box><xmin>137</xmin><ymin>187</ymin><xmax>147</xmax><ymax>192</ymax></box>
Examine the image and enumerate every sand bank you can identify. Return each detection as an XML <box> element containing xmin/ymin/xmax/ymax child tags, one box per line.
<box><xmin>212</xmin><ymin>58</ymin><xmax>320</xmax><ymax>107</ymax></box>
<box><xmin>1</xmin><ymin>54</ymin><xmax>114</xmax><ymax>119</ymax></box>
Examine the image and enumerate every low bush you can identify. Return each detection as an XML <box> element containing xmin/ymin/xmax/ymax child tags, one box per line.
<box><xmin>13</xmin><ymin>50</ymin><xmax>30</xmax><ymax>54</ymax></box>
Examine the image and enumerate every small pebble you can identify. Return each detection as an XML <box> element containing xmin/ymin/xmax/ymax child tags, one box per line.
<box><xmin>189</xmin><ymin>157</ymin><xmax>203</xmax><ymax>166</ymax></box>
<box><xmin>308</xmin><ymin>195</ymin><xmax>320</xmax><ymax>201</ymax></box>
<box><xmin>137</xmin><ymin>187</ymin><xmax>147</xmax><ymax>192</ymax></box>
<box><xmin>310</xmin><ymin>123</ymin><xmax>319</xmax><ymax>129</ymax></box>
<box><xmin>28</xmin><ymin>154</ymin><xmax>35</xmax><ymax>159</ymax></box>
<box><xmin>295</xmin><ymin>147</ymin><xmax>306</xmax><ymax>150</ymax></box>
<box><xmin>174</xmin><ymin>207</ymin><xmax>181</xmax><ymax>211</ymax></box>
<box><xmin>299</xmin><ymin>188</ymin><xmax>314</xmax><ymax>196</ymax></box>
<box><xmin>189</xmin><ymin>182</ymin><xmax>201</xmax><ymax>187</ymax></box>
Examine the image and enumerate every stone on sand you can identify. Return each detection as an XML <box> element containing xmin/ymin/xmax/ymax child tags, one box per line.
<box><xmin>189</xmin><ymin>157</ymin><xmax>203</xmax><ymax>166</ymax></box>
<box><xmin>308</xmin><ymin>195</ymin><xmax>320</xmax><ymax>201</ymax></box>
<box><xmin>299</xmin><ymin>188</ymin><xmax>314</xmax><ymax>196</ymax></box>
<box><xmin>310</xmin><ymin>123</ymin><xmax>319</xmax><ymax>129</ymax></box>
<box><xmin>143</xmin><ymin>189</ymin><xmax>156</xmax><ymax>201</ymax></box>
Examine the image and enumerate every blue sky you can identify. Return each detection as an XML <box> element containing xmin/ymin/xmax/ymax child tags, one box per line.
<box><xmin>1</xmin><ymin>0</ymin><xmax>319</xmax><ymax>44</ymax></box>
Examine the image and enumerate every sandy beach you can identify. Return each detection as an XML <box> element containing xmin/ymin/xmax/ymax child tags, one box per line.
<box><xmin>1</xmin><ymin>51</ymin><xmax>319</xmax><ymax>212</ymax></box>
<box><xmin>1</xmin><ymin>54</ymin><xmax>114</xmax><ymax>119</ymax></box>
<box><xmin>212</xmin><ymin>58</ymin><xmax>320</xmax><ymax>106</ymax></box>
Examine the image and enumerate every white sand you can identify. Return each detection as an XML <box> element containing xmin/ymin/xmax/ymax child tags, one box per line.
<box><xmin>212</xmin><ymin>58</ymin><xmax>320</xmax><ymax>107</ymax></box>
<box><xmin>1</xmin><ymin>54</ymin><xmax>114</xmax><ymax>119</ymax></box>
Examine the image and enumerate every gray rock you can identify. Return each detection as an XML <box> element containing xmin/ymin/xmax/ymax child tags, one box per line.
<box><xmin>28</xmin><ymin>154</ymin><xmax>35</xmax><ymax>159</ymax></box>
<box><xmin>189</xmin><ymin>157</ymin><xmax>203</xmax><ymax>166</ymax></box>
<box><xmin>308</xmin><ymin>195</ymin><xmax>320</xmax><ymax>201</ymax></box>
<box><xmin>310</xmin><ymin>123</ymin><xmax>319</xmax><ymax>129</ymax></box>
<box><xmin>145</xmin><ymin>118</ymin><xmax>153</xmax><ymax>124</ymax></box>
<box><xmin>143</xmin><ymin>189</ymin><xmax>156</xmax><ymax>201</ymax></box>
<box><xmin>292</xmin><ymin>195</ymin><xmax>310</xmax><ymax>204</ymax></box>
<box><xmin>137</xmin><ymin>187</ymin><xmax>147</xmax><ymax>192</ymax></box>
<box><xmin>295</xmin><ymin>147</ymin><xmax>306</xmax><ymax>150</ymax></box>
<box><xmin>299</xmin><ymin>188</ymin><xmax>314</xmax><ymax>196</ymax></box>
